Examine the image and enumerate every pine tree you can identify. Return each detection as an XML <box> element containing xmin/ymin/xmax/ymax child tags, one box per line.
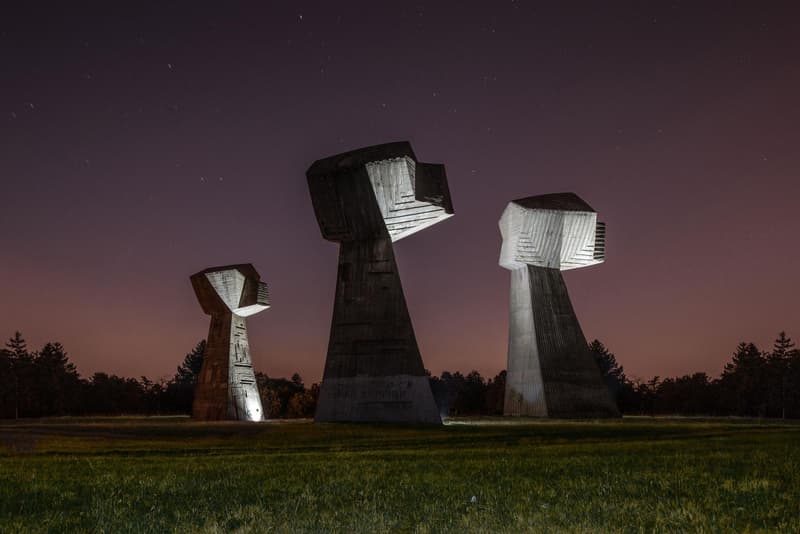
<box><xmin>0</xmin><ymin>346</ymin><xmax>13</xmax><ymax>418</ymax></box>
<box><xmin>589</xmin><ymin>339</ymin><xmax>634</xmax><ymax>412</ymax></box>
<box><xmin>5</xmin><ymin>331</ymin><xmax>28</xmax><ymax>360</ymax></box>
<box><xmin>771</xmin><ymin>332</ymin><xmax>796</xmax><ymax>359</ymax></box>
<box><xmin>766</xmin><ymin>332</ymin><xmax>795</xmax><ymax>418</ymax></box>
<box><xmin>4</xmin><ymin>332</ymin><xmax>31</xmax><ymax>419</ymax></box>
<box><xmin>590</xmin><ymin>340</ymin><xmax>627</xmax><ymax>384</ymax></box>
<box><xmin>175</xmin><ymin>340</ymin><xmax>206</xmax><ymax>385</ymax></box>
<box><xmin>720</xmin><ymin>342</ymin><xmax>768</xmax><ymax>416</ymax></box>
<box><xmin>34</xmin><ymin>342</ymin><xmax>81</xmax><ymax>416</ymax></box>
<box><xmin>484</xmin><ymin>370</ymin><xmax>506</xmax><ymax>415</ymax></box>
<box><xmin>779</xmin><ymin>333</ymin><xmax>800</xmax><ymax>418</ymax></box>
<box><xmin>163</xmin><ymin>340</ymin><xmax>206</xmax><ymax>414</ymax></box>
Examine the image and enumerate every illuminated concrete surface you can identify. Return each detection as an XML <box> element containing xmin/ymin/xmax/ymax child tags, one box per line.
<box><xmin>190</xmin><ymin>264</ymin><xmax>269</xmax><ymax>421</ymax></box>
<box><xmin>499</xmin><ymin>193</ymin><xmax>619</xmax><ymax>418</ymax></box>
<box><xmin>307</xmin><ymin>141</ymin><xmax>452</xmax><ymax>424</ymax></box>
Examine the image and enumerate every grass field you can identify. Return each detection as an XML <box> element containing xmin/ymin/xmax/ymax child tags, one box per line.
<box><xmin>1</xmin><ymin>417</ymin><xmax>799</xmax><ymax>533</ymax></box>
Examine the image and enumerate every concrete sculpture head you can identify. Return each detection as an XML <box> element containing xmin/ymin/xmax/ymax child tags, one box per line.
<box><xmin>499</xmin><ymin>192</ymin><xmax>605</xmax><ymax>271</ymax></box>
<box><xmin>190</xmin><ymin>264</ymin><xmax>269</xmax><ymax>421</ymax></box>
<box><xmin>307</xmin><ymin>141</ymin><xmax>452</xmax><ymax>424</ymax></box>
<box><xmin>308</xmin><ymin>141</ymin><xmax>453</xmax><ymax>242</ymax></box>
<box><xmin>192</xmin><ymin>264</ymin><xmax>270</xmax><ymax>317</ymax></box>
<box><xmin>498</xmin><ymin>193</ymin><xmax>618</xmax><ymax>418</ymax></box>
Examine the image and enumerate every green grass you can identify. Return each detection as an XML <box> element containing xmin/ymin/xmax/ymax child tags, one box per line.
<box><xmin>1</xmin><ymin>417</ymin><xmax>799</xmax><ymax>533</ymax></box>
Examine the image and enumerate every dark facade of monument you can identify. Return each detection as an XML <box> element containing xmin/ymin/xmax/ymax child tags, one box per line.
<box><xmin>190</xmin><ymin>264</ymin><xmax>269</xmax><ymax>421</ymax></box>
<box><xmin>499</xmin><ymin>193</ymin><xmax>619</xmax><ymax>418</ymax></box>
<box><xmin>307</xmin><ymin>141</ymin><xmax>453</xmax><ymax>424</ymax></box>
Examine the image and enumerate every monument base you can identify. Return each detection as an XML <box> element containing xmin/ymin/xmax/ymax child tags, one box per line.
<box><xmin>315</xmin><ymin>375</ymin><xmax>441</xmax><ymax>424</ymax></box>
<box><xmin>504</xmin><ymin>265</ymin><xmax>620</xmax><ymax>418</ymax></box>
<box><xmin>193</xmin><ymin>313</ymin><xmax>264</xmax><ymax>422</ymax></box>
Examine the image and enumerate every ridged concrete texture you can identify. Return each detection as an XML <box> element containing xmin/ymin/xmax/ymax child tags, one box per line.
<box><xmin>190</xmin><ymin>264</ymin><xmax>269</xmax><ymax>421</ymax></box>
<box><xmin>499</xmin><ymin>193</ymin><xmax>619</xmax><ymax>418</ymax></box>
<box><xmin>307</xmin><ymin>141</ymin><xmax>453</xmax><ymax>424</ymax></box>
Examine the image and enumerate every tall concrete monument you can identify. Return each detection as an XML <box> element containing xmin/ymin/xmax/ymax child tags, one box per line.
<box><xmin>190</xmin><ymin>264</ymin><xmax>269</xmax><ymax>421</ymax></box>
<box><xmin>499</xmin><ymin>193</ymin><xmax>619</xmax><ymax>418</ymax></box>
<box><xmin>307</xmin><ymin>141</ymin><xmax>453</xmax><ymax>424</ymax></box>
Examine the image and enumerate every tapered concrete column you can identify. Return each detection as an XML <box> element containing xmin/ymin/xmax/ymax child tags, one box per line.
<box><xmin>307</xmin><ymin>141</ymin><xmax>453</xmax><ymax>424</ymax></box>
<box><xmin>499</xmin><ymin>193</ymin><xmax>619</xmax><ymax>418</ymax></box>
<box><xmin>190</xmin><ymin>264</ymin><xmax>269</xmax><ymax>421</ymax></box>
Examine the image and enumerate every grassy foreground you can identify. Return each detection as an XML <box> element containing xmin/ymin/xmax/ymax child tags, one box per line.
<box><xmin>1</xmin><ymin>417</ymin><xmax>799</xmax><ymax>533</ymax></box>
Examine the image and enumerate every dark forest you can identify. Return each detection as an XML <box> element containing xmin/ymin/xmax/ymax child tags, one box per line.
<box><xmin>1</xmin><ymin>331</ymin><xmax>798</xmax><ymax>419</ymax></box>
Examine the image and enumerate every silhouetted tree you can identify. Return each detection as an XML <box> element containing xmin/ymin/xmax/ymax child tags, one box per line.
<box><xmin>84</xmin><ymin>373</ymin><xmax>145</xmax><ymax>415</ymax></box>
<box><xmin>485</xmin><ymin>370</ymin><xmax>506</xmax><ymax>415</ymax></box>
<box><xmin>306</xmin><ymin>382</ymin><xmax>321</xmax><ymax>416</ymax></box>
<box><xmin>256</xmin><ymin>372</ymin><xmax>306</xmax><ymax>418</ymax></box>
<box><xmin>452</xmin><ymin>371</ymin><xmax>487</xmax><ymax>415</ymax></box>
<box><xmin>439</xmin><ymin>371</ymin><xmax>465</xmax><ymax>416</ymax></box>
<box><xmin>286</xmin><ymin>379</ymin><xmax>319</xmax><ymax>418</ymax></box>
<box><xmin>766</xmin><ymin>332</ymin><xmax>795</xmax><ymax>418</ymax></box>
<box><xmin>0</xmin><ymin>333</ymin><xmax>89</xmax><ymax>418</ymax></box>
<box><xmin>427</xmin><ymin>370</ymin><xmax>448</xmax><ymax>415</ymax></box>
<box><xmin>175</xmin><ymin>340</ymin><xmax>206</xmax><ymax>385</ymax></box>
<box><xmin>635</xmin><ymin>376</ymin><xmax>661</xmax><ymax>416</ymax></box>
<box><xmin>0</xmin><ymin>347</ymin><xmax>13</xmax><ymax>418</ymax></box>
<box><xmin>5</xmin><ymin>332</ymin><xmax>33</xmax><ymax>418</ymax></box>
<box><xmin>139</xmin><ymin>376</ymin><xmax>166</xmax><ymax>414</ymax></box>
<box><xmin>719</xmin><ymin>342</ymin><xmax>767</xmax><ymax>416</ymax></box>
<box><xmin>656</xmin><ymin>373</ymin><xmax>716</xmax><ymax>415</ymax></box>
<box><xmin>163</xmin><ymin>340</ymin><xmax>206</xmax><ymax>413</ymax></box>
<box><xmin>6</xmin><ymin>331</ymin><xmax>28</xmax><ymax>359</ymax></box>
<box><xmin>786</xmin><ymin>341</ymin><xmax>800</xmax><ymax>418</ymax></box>
<box><xmin>589</xmin><ymin>339</ymin><xmax>637</xmax><ymax>412</ymax></box>
<box><xmin>5</xmin><ymin>328</ymin><xmax>800</xmax><ymax>420</ymax></box>
<box><xmin>33</xmin><ymin>342</ymin><xmax>81</xmax><ymax>416</ymax></box>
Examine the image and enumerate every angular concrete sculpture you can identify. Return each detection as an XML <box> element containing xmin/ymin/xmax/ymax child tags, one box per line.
<box><xmin>307</xmin><ymin>141</ymin><xmax>453</xmax><ymax>424</ymax></box>
<box><xmin>190</xmin><ymin>264</ymin><xmax>269</xmax><ymax>421</ymax></box>
<box><xmin>499</xmin><ymin>193</ymin><xmax>619</xmax><ymax>418</ymax></box>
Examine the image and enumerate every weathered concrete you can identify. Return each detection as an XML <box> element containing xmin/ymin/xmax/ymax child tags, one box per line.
<box><xmin>499</xmin><ymin>193</ymin><xmax>619</xmax><ymax>418</ymax></box>
<box><xmin>190</xmin><ymin>264</ymin><xmax>269</xmax><ymax>421</ymax></box>
<box><xmin>307</xmin><ymin>141</ymin><xmax>453</xmax><ymax>424</ymax></box>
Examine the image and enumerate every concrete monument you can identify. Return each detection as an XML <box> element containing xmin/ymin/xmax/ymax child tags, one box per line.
<box><xmin>190</xmin><ymin>264</ymin><xmax>269</xmax><ymax>421</ymax></box>
<box><xmin>307</xmin><ymin>141</ymin><xmax>453</xmax><ymax>424</ymax></box>
<box><xmin>499</xmin><ymin>193</ymin><xmax>619</xmax><ymax>418</ymax></box>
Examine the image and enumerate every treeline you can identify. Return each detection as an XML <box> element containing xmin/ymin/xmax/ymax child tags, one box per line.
<box><xmin>0</xmin><ymin>335</ymin><xmax>318</xmax><ymax>419</ymax></box>
<box><xmin>426</xmin><ymin>332</ymin><xmax>800</xmax><ymax>418</ymax></box>
<box><xmin>591</xmin><ymin>333</ymin><xmax>800</xmax><ymax>418</ymax></box>
<box><xmin>1</xmin><ymin>330</ymin><xmax>799</xmax><ymax>419</ymax></box>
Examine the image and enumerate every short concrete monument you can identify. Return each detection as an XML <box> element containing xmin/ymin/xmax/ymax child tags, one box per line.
<box><xmin>190</xmin><ymin>264</ymin><xmax>269</xmax><ymax>421</ymax></box>
<box><xmin>499</xmin><ymin>193</ymin><xmax>619</xmax><ymax>418</ymax></box>
<box><xmin>307</xmin><ymin>141</ymin><xmax>453</xmax><ymax>424</ymax></box>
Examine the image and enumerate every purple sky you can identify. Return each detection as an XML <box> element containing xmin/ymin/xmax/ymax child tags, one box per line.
<box><xmin>2</xmin><ymin>2</ymin><xmax>798</xmax><ymax>384</ymax></box>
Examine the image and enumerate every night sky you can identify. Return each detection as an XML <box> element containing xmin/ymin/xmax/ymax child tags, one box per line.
<box><xmin>2</xmin><ymin>2</ymin><xmax>799</xmax><ymax>384</ymax></box>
